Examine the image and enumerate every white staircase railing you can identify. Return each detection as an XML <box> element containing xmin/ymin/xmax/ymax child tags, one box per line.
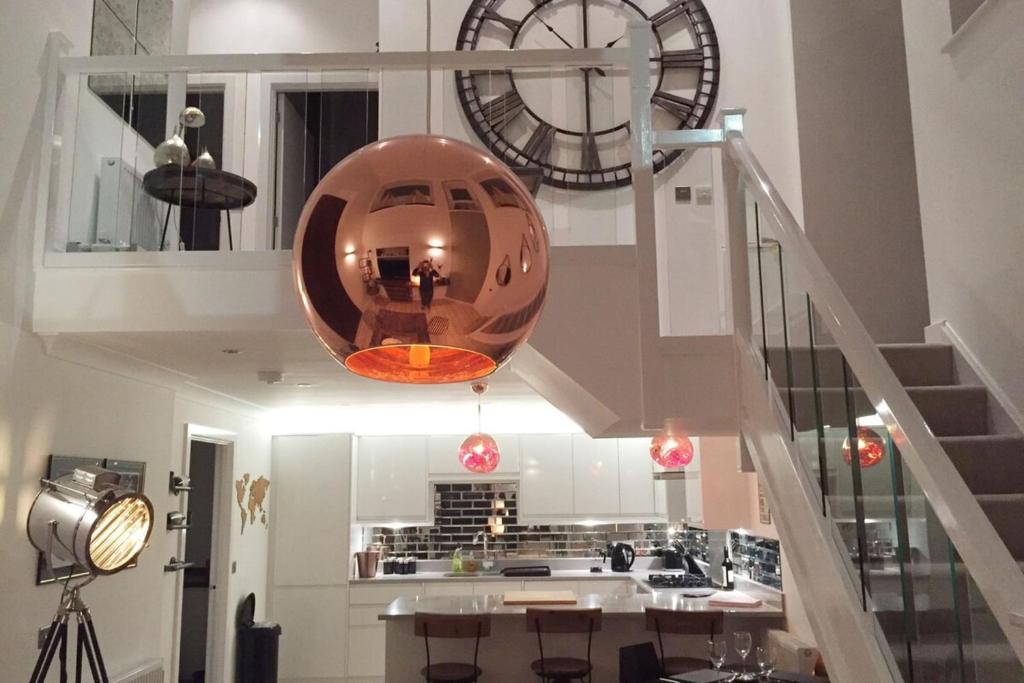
<box><xmin>627</xmin><ymin>20</ymin><xmax>1024</xmax><ymax>683</ymax></box>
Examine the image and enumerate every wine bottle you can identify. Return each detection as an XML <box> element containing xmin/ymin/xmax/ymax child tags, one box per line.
<box><xmin>721</xmin><ymin>546</ymin><xmax>735</xmax><ymax>590</ymax></box>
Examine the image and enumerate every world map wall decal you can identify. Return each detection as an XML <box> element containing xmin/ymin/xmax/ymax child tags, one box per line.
<box><xmin>234</xmin><ymin>473</ymin><xmax>270</xmax><ymax>534</ymax></box>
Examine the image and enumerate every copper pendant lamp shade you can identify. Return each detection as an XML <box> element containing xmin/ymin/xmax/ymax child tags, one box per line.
<box><xmin>292</xmin><ymin>135</ymin><xmax>550</xmax><ymax>383</ymax></box>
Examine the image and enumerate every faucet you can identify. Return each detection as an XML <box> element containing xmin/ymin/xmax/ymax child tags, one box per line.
<box><xmin>474</xmin><ymin>530</ymin><xmax>493</xmax><ymax>569</ymax></box>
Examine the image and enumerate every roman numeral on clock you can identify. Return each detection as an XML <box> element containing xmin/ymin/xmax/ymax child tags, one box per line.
<box><xmin>523</xmin><ymin>123</ymin><xmax>555</xmax><ymax>166</ymax></box>
<box><xmin>581</xmin><ymin>133</ymin><xmax>601</xmax><ymax>172</ymax></box>
<box><xmin>652</xmin><ymin>91</ymin><xmax>695</xmax><ymax>120</ymax></box>
<box><xmin>480</xmin><ymin>91</ymin><xmax>526</xmax><ymax>132</ymax></box>
<box><xmin>482</xmin><ymin>9</ymin><xmax>522</xmax><ymax>33</ymax></box>
<box><xmin>660</xmin><ymin>48</ymin><xmax>704</xmax><ymax>70</ymax></box>
<box><xmin>650</xmin><ymin>1</ymin><xmax>690</xmax><ymax>28</ymax></box>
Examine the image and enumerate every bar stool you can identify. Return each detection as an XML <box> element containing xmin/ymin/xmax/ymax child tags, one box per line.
<box><xmin>414</xmin><ymin>613</ymin><xmax>491</xmax><ymax>683</ymax></box>
<box><xmin>644</xmin><ymin>608</ymin><xmax>724</xmax><ymax>677</ymax></box>
<box><xmin>526</xmin><ymin>607</ymin><xmax>602</xmax><ymax>683</ymax></box>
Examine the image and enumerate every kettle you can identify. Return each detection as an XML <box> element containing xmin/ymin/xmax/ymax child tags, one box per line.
<box><xmin>608</xmin><ymin>542</ymin><xmax>636</xmax><ymax>572</ymax></box>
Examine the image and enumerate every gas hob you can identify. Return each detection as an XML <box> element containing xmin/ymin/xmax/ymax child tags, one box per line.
<box><xmin>645</xmin><ymin>572</ymin><xmax>712</xmax><ymax>590</ymax></box>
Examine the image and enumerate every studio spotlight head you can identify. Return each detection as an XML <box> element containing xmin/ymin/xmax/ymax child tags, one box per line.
<box><xmin>28</xmin><ymin>467</ymin><xmax>154</xmax><ymax>576</ymax></box>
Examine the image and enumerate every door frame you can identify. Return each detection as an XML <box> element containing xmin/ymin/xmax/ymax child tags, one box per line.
<box><xmin>170</xmin><ymin>423</ymin><xmax>235</xmax><ymax>683</ymax></box>
<box><xmin>261</xmin><ymin>72</ymin><xmax>380</xmax><ymax>250</ymax></box>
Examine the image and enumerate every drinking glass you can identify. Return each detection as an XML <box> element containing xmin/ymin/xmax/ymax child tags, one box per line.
<box><xmin>734</xmin><ymin>631</ymin><xmax>753</xmax><ymax>678</ymax></box>
<box><xmin>708</xmin><ymin>639</ymin><xmax>728</xmax><ymax>672</ymax></box>
<box><xmin>756</xmin><ymin>646</ymin><xmax>776</xmax><ymax>680</ymax></box>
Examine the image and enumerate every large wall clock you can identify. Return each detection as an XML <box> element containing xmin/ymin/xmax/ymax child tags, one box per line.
<box><xmin>456</xmin><ymin>0</ymin><xmax>720</xmax><ymax>191</ymax></box>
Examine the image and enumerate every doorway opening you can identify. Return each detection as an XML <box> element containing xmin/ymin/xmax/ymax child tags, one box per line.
<box><xmin>177</xmin><ymin>439</ymin><xmax>222</xmax><ymax>683</ymax></box>
<box><xmin>272</xmin><ymin>89</ymin><xmax>379</xmax><ymax>249</ymax></box>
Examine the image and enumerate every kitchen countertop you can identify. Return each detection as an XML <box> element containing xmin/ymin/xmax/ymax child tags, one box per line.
<box><xmin>378</xmin><ymin>590</ymin><xmax>785</xmax><ymax>619</ymax></box>
<box><xmin>351</xmin><ymin>569</ymin><xmax>636</xmax><ymax>584</ymax></box>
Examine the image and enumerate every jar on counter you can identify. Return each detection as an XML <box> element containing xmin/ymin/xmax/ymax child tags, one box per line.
<box><xmin>382</xmin><ymin>556</ymin><xmax>395</xmax><ymax>575</ymax></box>
<box><xmin>409</xmin><ymin>556</ymin><xmax>417</xmax><ymax>574</ymax></box>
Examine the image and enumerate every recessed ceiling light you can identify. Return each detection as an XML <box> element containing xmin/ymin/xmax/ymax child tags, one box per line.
<box><xmin>296</xmin><ymin>383</ymin><xmax>316</xmax><ymax>388</ymax></box>
<box><xmin>221</xmin><ymin>348</ymin><xmax>242</xmax><ymax>355</ymax></box>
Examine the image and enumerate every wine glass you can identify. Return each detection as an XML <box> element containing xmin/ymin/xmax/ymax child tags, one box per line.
<box><xmin>734</xmin><ymin>631</ymin><xmax>753</xmax><ymax>679</ymax></box>
<box><xmin>708</xmin><ymin>639</ymin><xmax>728</xmax><ymax>672</ymax></box>
<box><xmin>756</xmin><ymin>645</ymin><xmax>777</xmax><ymax>680</ymax></box>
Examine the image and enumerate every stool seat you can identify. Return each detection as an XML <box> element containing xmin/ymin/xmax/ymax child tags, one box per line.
<box><xmin>420</xmin><ymin>661</ymin><xmax>482</xmax><ymax>682</ymax></box>
<box><xmin>661</xmin><ymin>655</ymin><xmax>708</xmax><ymax>675</ymax></box>
<box><xmin>531</xmin><ymin>656</ymin><xmax>592</xmax><ymax>679</ymax></box>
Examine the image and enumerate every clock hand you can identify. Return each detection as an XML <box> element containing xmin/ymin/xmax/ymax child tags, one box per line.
<box><xmin>606</xmin><ymin>33</ymin><xmax>625</xmax><ymax>48</ymax></box>
<box><xmin>533</xmin><ymin>15</ymin><xmax>576</xmax><ymax>51</ymax></box>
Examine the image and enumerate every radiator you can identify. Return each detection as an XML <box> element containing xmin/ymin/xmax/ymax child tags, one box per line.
<box><xmin>111</xmin><ymin>659</ymin><xmax>164</xmax><ymax>683</ymax></box>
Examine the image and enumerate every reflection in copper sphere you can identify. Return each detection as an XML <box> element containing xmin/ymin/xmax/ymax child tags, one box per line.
<box><xmin>292</xmin><ymin>135</ymin><xmax>550</xmax><ymax>383</ymax></box>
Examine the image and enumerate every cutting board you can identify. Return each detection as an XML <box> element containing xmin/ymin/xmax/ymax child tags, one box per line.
<box><xmin>707</xmin><ymin>592</ymin><xmax>762</xmax><ymax>608</ymax></box>
<box><xmin>503</xmin><ymin>590</ymin><xmax>577</xmax><ymax>605</ymax></box>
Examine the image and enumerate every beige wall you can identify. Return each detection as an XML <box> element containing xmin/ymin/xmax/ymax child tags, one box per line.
<box><xmin>901</xmin><ymin>0</ymin><xmax>1024</xmax><ymax>413</ymax></box>
<box><xmin>790</xmin><ymin>1</ymin><xmax>930</xmax><ymax>343</ymax></box>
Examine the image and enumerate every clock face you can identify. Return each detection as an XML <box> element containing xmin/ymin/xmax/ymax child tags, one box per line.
<box><xmin>456</xmin><ymin>0</ymin><xmax>720</xmax><ymax>191</ymax></box>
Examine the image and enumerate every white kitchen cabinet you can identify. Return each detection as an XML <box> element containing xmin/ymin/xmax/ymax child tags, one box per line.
<box><xmin>347</xmin><ymin>583</ymin><xmax>423</xmax><ymax>679</ymax></box>
<box><xmin>523</xmin><ymin>579</ymin><xmax>580</xmax><ymax>594</ymax></box>
<box><xmin>572</xmin><ymin>433</ymin><xmax>620</xmax><ymax>517</ymax></box>
<box><xmin>355</xmin><ymin>436</ymin><xmax>431</xmax><ymax>524</ymax></box>
<box><xmin>617</xmin><ymin>438</ymin><xmax>663</xmax><ymax>517</ymax></box>
<box><xmin>473</xmin><ymin>580</ymin><xmax>523</xmax><ymax>595</ymax></box>
<box><xmin>583</xmin><ymin>580</ymin><xmax>634</xmax><ymax>597</ymax></box>
<box><xmin>518</xmin><ymin>434</ymin><xmax>574</xmax><ymax>520</ymax></box>
<box><xmin>424</xmin><ymin>582</ymin><xmax>475</xmax><ymax>597</ymax></box>
<box><xmin>428</xmin><ymin>434</ymin><xmax>521</xmax><ymax>477</ymax></box>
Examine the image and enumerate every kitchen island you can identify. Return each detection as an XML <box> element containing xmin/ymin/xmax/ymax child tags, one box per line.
<box><xmin>378</xmin><ymin>590</ymin><xmax>785</xmax><ymax>682</ymax></box>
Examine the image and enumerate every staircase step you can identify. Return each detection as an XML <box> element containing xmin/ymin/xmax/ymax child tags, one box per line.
<box><xmin>977</xmin><ymin>494</ymin><xmax>1024</xmax><ymax>559</ymax></box>
<box><xmin>941</xmin><ymin>435</ymin><xmax>1024</xmax><ymax>495</ymax></box>
<box><xmin>768</xmin><ymin>343</ymin><xmax>955</xmax><ymax>388</ymax></box>
<box><xmin>791</xmin><ymin>385</ymin><xmax>989</xmax><ymax>436</ymax></box>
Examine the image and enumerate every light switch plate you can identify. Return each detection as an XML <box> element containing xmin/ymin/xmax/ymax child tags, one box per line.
<box><xmin>674</xmin><ymin>186</ymin><xmax>692</xmax><ymax>203</ymax></box>
<box><xmin>695</xmin><ymin>186</ymin><xmax>713</xmax><ymax>205</ymax></box>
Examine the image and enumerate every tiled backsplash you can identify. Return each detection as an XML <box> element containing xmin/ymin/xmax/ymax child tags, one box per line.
<box><xmin>372</xmin><ymin>482</ymin><xmax>669</xmax><ymax>559</ymax></box>
<box><xmin>730</xmin><ymin>530</ymin><xmax>783</xmax><ymax>590</ymax></box>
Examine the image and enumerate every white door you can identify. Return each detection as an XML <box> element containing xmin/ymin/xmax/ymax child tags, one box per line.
<box><xmin>355</xmin><ymin>436</ymin><xmax>430</xmax><ymax>523</ymax></box>
<box><xmin>571</xmin><ymin>433</ymin><xmax>620</xmax><ymax>517</ymax></box>
<box><xmin>618</xmin><ymin>438</ymin><xmax>661</xmax><ymax>517</ymax></box>
<box><xmin>518</xmin><ymin>434</ymin><xmax>574</xmax><ymax>519</ymax></box>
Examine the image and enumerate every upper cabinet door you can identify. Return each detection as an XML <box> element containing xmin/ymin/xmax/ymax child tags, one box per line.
<box><xmin>518</xmin><ymin>434</ymin><xmax>574</xmax><ymax>519</ymax></box>
<box><xmin>355</xmin><ymin>436</ymin><xmax>430</xmax><ymax>523</ymax></box>
<box><xmin>427</xmin><ymin>434</ymin><xmax>521</xmax><ymax>477</ymax></box>
<box><xmin>571</xmin><ymin>433</ymin><xmax>620</xmax><ymax>517</ymax></box>
<box><xmin>617</xmin><ymin>438</ymin><xmax>660</xmax><ymax>517</ymax></box>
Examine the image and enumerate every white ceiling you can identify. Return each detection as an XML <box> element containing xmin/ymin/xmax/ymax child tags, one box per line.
<box><xmin>74</xmin><ymin>328</ymin><xmax>543</xmax><ymax>410</ymax></box>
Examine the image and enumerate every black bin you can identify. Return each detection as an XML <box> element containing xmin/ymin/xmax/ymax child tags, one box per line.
<box><xmin>237</xmin><ymin>593</ymin><xmax>281</xmax><ymax>683</ymax></box>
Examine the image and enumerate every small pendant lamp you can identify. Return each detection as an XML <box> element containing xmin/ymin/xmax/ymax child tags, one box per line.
<box><xmin>842</xmin><ymin>426</ymin><xmax>886</xmax><ymax>469</ymax></box>
<box><xmin>650</xmin><ymin>432</ymin><xmax>695</xmax><ymax>469</ymax></box>
<box><xmin>459</xmin><ymin>382</ymin><xmax>500</xmax><ymax>474</ymax></box>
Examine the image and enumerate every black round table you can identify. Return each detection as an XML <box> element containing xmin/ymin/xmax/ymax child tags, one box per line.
<box><xmin>143</xmin><ymin>165</ymin><xmax>257</xmax><ymax>251</ymax></box>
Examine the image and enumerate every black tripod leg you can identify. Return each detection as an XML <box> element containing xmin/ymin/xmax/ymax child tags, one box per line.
<box><xmin>226</xmin><ymin>210</ymin><xmax>234</xmax><ymax>251</ymax></box>
<box><xmin>160</xmin><ymin>204</ymin><xmax>172</xmax><ymax>251</ymax></box>
<box><xmin>29</xmin><ymin>614</ymin><xmax>66</xmax><ymax>683</ymax></box>
<box><xmin>80</xmin><ymin>609</ymin><xmax>109</xmax><ymax>683</ymax></box>
<box><xmin>76</xmin><ymin>619</ymin><xmax>85</xmax><ymax>683</ymax></box>
<box><xmin>58</xmin><ymin>620</ymin><xmax>69</xmax><ymax>683</ymax></box>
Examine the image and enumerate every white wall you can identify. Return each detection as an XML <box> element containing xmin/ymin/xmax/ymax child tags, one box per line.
<box><xmin>188</xmin><ymin>0</ymin><xmax>379</xmax><ymax>53</ymax></box>
<box><xmin>901</xmin><ymin>0</ymin><xmax>1024</xmax><ymax>411</ymax></box>
<box><xmin>184</xmin><ymin>0</ymin><xmax>803</xmax><ymax>337</ymax></box>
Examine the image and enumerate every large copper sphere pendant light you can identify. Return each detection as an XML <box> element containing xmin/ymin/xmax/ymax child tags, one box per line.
<box><xmin>459</xmin><ymin>382</ymin><xmax>500</xmax><ymax>474</ymax></box>
<box><xmin>650</xmin><ymin>432</ymin><xmax>695</xmax><ymax>469</ymax></box>
<box><xmin>292</xmin><ymin>135</ymin><xmax>550</xmax><ymax>383</ymax></box>
<box><xmin>842</xmin><ymin>426</ymin><xmax>886</xmax><ymax>469</ymax></box>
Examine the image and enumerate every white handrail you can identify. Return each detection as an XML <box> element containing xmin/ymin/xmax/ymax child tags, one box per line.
<box><xmin>724</xmin><ymin>131</ymin><xmax>1024</xmax><ymax>660</ymax></box>
<box><xmin>58</xmin><ymin>47</ymin><xmax>629</xmax><ymax>76</ymax></box>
